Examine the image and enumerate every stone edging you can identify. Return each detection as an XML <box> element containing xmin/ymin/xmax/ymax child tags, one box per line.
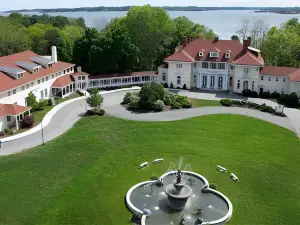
<box><xmin>125</xmin><ymin>170</ymin><xmax>233</xmax><ymax>225</ymax></box>
<box><xmin>0</xmin><ymin>87</ymin><xmax>142</xmax><ymax>143</ymax></box>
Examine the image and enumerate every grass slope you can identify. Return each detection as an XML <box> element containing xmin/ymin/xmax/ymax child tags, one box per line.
<box><xmin>0</xmin><ymin>115</ymin><xmax>299</xmax><ymax>225</ymax></box>
<box><xmin>189</xmin><ymin>98</ymin><xmax>221</xmax><ymax>107</ymax></box>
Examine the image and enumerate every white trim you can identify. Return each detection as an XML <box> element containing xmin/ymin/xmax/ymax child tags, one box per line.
<box><xmin>165</xmin><ymin>61</ymin><xmax>193</xmax><ymax>64</ymax></box>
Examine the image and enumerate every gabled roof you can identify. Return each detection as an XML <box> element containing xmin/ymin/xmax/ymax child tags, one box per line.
<box><xmin>51</xmin><ymin>75</ymin><xmax>74</xmax><ymax>87</ymax></box>
<box><xmin>0</xmin><ymin>51</ymin><xmax>75</xmax><ymax>93</ymax></box>
<box><xmin>164</xmin><ymin>39</ymin><xmax>264</xmax><ymax>66</ymax></box>
<box><xmin>260</xmin><ymin>66</ymin><xmax>300</xmax><ymax>81</ymax></box>
<box><xmin>0</xmin><ymin>104</ymin><xmax>31</xmax><ymax>118</ymax></box>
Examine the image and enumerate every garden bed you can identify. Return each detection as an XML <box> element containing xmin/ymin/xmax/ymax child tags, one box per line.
<box><xmin>220</xmin><ymin>99</ymin><xmax>286</xmax><ymax>117</ymax></box>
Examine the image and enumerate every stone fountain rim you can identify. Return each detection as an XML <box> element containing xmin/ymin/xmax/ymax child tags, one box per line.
<box><xmin>125</xmin><ymin>170</ymin><xmax>233</xmax><ymax>225</ymax></box>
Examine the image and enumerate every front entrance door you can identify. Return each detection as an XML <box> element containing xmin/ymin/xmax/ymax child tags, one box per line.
<box><xmin>260</xmin><ymin>87</ymin><xmax>263</xmax><ymax>94</ymax></box>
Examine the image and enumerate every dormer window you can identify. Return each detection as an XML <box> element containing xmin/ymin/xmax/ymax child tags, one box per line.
<box><xmin>210</xmin><ymin>52</ymin><xmax>219</xmax><ymax>58</ymax></box>
<box><xmin>199</xmin><ymin>52</ymin><xmax>204</xmax><ymax>57</ymax></box>
<box><xmin>225</xmin><ymin>53</ymin><xmax>231</xmax><ymax>59</ymax></box>
<box><xmin>48</xmin><ymin>63</ymin><xmax>53</xmax><ymax>68</ymax></box>
<box><xmin>17</xmin><ymin>73</ymin><xmax>24</xmax><ymax>79</ymax></box>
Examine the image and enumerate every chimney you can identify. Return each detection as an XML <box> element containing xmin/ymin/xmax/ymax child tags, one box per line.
<box><xmin>51</xmin><ymin>46</ymin><xmax>57</xmax><ymax>63</ymax></box>
<box><xmin>77</xmin><ymin>66</ymin><xmax>82</xmax><ymax>72</ymax></box>
<box><xmin>214</xmin><ymin>36</ymin><xmax>219</xmax><ymax>41</ymax></box>
<box><xmin>243</xmin><ymin>37</ymin><xmax>251</xmax><ymax>51</ymax></box>
<box><xmin>181</xmin><ymin>36</ymin><xmax>188</xmax><ymax>47</ymax></box>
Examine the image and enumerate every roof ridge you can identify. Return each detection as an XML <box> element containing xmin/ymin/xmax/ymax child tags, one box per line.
<box><xmin>181</xmin><ymin>50</ymin><xmax>194</xmax><ymax>62</ymax></box>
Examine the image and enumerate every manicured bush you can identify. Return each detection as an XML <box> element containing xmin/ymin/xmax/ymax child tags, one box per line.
<box><xmin>183</xmin><ymin>84</ymin><xmax>187</xmax><ymax>90</ymax></box>
<box><xmin>128</xmin><ymin>95</ymin><xmax>140</xmax><ymax>109</ymax></box>
<box><xmin>4</xmin><ymin>128</ymin><xmax>13</xmax><ymax>135</ymax></box>
<box><xmin>286</xmin><ymin>92</ymin><xmax>299</xmax><ymax>108</ymax></box>
<box><xmin>163</xmin><ymin>91</ymin><xmax>175</xmax><ymax>106</ymax></box>
<box><xmin>87</xmin><ymin>108</ymin><xmax>105</xmax><ymax>116</ymax></box>
<box><xmin>4</xmin><ymin>128</ymin><xmax>9</xmax><ymax>133</ymax></box>
<box><xmin>87</xmin><ymin>91</ymin><xmax>104</xmax><ymax>108</ymax></box>
<box><xmin>250</xmin><ymin>91</ymin><xmax>258</xmax><ymax>98</ymax></box>
<box><xmin>171</xmin><ymin>101</ymin><xmax>181</xmax><ymax>109</ymax></box>
<box><xmin>139</xmin><ymin>82</ymin><xmax>165</xmax><ymax>109</ymax></box>
<box><xmin>153</xmin><ymin>100</ymin><xmax>165</xmax><ymax>112</ymax></box>
<box><xmin>163</xmin><ymin>83</ymin><xmax>168</xmax><ymax>88</ymax></box>
<box><xmin>21</xmin><ymin>116</ymin><xmax>34</xmax><ymax>128</ymax></box>
<box><xmin>242</xmin><ymin>89</ymin><xmax>252</xmax><ymax>97</ymax></box>
<box><xmin>170</xmin><ymin>82</ymin><xmax>174</xmax><ymax>89</ymax></box>
<box><xmin>270</xmin><ymin>91</ymin><xmax>280</xmax><ymax>99</ymax></box>
<box><xmin>33</xmin><ymin>101</ymin><xmax>45</xmax><ymax>111</ymax></box>
<box><xmin>260</xmin><ymin>104</ymin><xmax>275</xmax><ymax>114</ymax></box>
<box><xmin>122</xmin><ymin>92</ymin><xmax>133</xmax><ymax>104</ymax></box>
<box><xmin>182</xmin><ymin>99</ymin><xmax>192</xmax><ymax>108</ymax></box>
<box><xmin>220</xmin><ymin>99</ymin><xmax>233</xmax><ymax>106</ymax></box>
<box><xmin>0</xmin><ymin>131</ymin><xmax>4</xmax><ymax>136</ymax></box>
<box><xmin>260</xmin><ymin>91</ymin><xmax>271</xmax><ymax>99</ymax></box>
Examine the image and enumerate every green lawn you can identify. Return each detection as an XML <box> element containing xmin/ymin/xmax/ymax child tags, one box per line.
<box><xmin>189</xmin><ymin>98</ymin><xmax>222</xmax><ymax>107</ymax></box>
<box><xmin>0</xmin><ymin>115</ymin><xmax>299</xmax><ymax>225</ymax></box>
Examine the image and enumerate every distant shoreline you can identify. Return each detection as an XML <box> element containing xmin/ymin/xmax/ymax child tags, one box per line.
<box><xmin>4</xmin><ymin>6</ymin><xmax>300</xmax><ymax>14</ymax></box>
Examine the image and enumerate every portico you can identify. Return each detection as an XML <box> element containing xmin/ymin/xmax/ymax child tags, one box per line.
<box><xmin>197</xmin><ymin>70</ymin><xmax>228</xmax><ymax>90</ymax></box>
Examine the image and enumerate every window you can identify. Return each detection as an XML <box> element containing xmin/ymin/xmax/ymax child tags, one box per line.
<box><xmin>261</xmin><ymin>76</ymin><xmax>264</xmax><ymax>81</ymax></box>
<box><xmin>38</xmin><ymin>80</ymin><xmax>41</xmax><ymax>84</ymax></box>
<box><xmin>67</xmin><ymin>68</ymin><xmax>70</xmax><ymax>73</ymax></box>
<box><xmin>218</xmin><ymin>63</ymin><xmax>225</xmax><ymax>70</ymax></box>
<box><xmin>162</xmin><ymin>74</ymin><xmax>166</xmax><ymax>81</ymax></box>
<box><xmin>243</xmin><ymin>81</ymin><xmax>248</xmax><ymax>90</ymax></box>
<box><xmin>31</xmin><ymin>82</ymin><xmax>34</xmax><ymax>87</ymax></box>
<box><xmin>40</xmin><ymin>90</ymin><xmax>44</xmax><ymax>99</ymax></box>
<box><xmin>22</xmin><ymin>86</ymin><xmax>25</xmax><ymax>91</ymax></box>
<box><xmin>194</xmin><ymin>75</ymin><xmax>197</xmax><ymax>84</ymax></box>
<box><xmin>268</xmin><ymin>77</ymin><xmax>271</xmax><ymax>81</ymax></box>
<box><xmin>194</xmin><ymin>63</ymin><xmax>197</xmax><ymax>68</ymax></box>
<box><xmin>244</xmin><ymin>68</ymin><xmax>251</xmax><ymax>76</ymax></box>
<box><xmin>59</xmin><ymin>72</ymin><xmax>62</xmax><ymax>76</ymax></box>
<box><xmin>209</xmin><ymin>52</ymin><xmax>219</xmax><ymax>57</ymax></box>
<box><xmin>225</xmin><ymin>53</ymin><xmax>230</xmax><ymax>58</ymax></box>
<box><xmin>64</xmin><ymin>70</ymin><xmax>66</xmax><ymax>74</ymax></box>
<box><xmin>231</xmin><ymin>65</ymin><xmax>235</xmax><ymax>70</ymax></box>
<box><xmin>48</xmin><ymin>63</ymin><xmax>53</xmax><ymax>68</ymax></box>
<box><xmin>78</xmin><ymin>76</ymin><xmax>81</xmax><ymax>80</ymax></box>
<box><xmin>229</xmin><ymin>77</ymin><xmax>233</xmax><ymax>86</ymax></box>
<box><xmin>176</xmin><ymin>64</ymin><xmax>183</xmax><ymax>69</ymax></box>
<box><xmin>13</xmin><ymin>89</ymin><xmax>16</xmax><ymax>94</ymax></box>
<box><xmin>210</xmin><ymin>76</ymin><xmax>215</xmax><ymax>87</ymax></box>
<box><xmin>8</xmin><ymin>91</ymin><xmax>11</xmax><ymax>96</ymax></box>
<box><xmin>51</xmin><ymin>74</ymin><xmax>54</xmax><ymax>79</ymax></box>
<box><xmin>252</xmin><ymin>81</ymin><xmax>254</xmax><ymax>90</ymax></box>
<box><xmin>26</xmin><ymin>84</ymin><xmax>29</xmax><ymax>89</ymax></box>
<box><xmin>44</xmin><ymin>89</ymin><xmax>48</xmax><ymax>98</ymax></box>
<box><xmin>202</xmin><ymin>75</ymin><xmax>207</xmax><ymax>87</ymax></box>
<box><xmin>46</xmin><ymin>76</ymin><xmax>49</xmax><ymax>81</ymax></box>
<box><xmin>276</xmin><ymin>77</ymin><xmax>278</xmax><ymax>82</ymax></box>
<box><xmin>283</xmin><ymin>78</ymin><xmax>286</xmax><ymax>82</ymax></box>
<box><xmin>42</xmin><ymin>78</ymin><xmax>45</xmax><ymax>83</ymax></box>
<box><xmin>7</xmin><ymin>116</ymin><xmax>11</xmax><ymax>122</ymax></box>
<box><xmin>218</xmin><ymin>76</ymin><xmax>223</xmax><ymax>88</ymax></box>
<box><xmin>56</xmin><ymin>73</ymin><xmax>59</xmax><ymax>77</ymax></box>
<box><xmin>82</xmin><ymin>76</ymin><xmax>86</xmax><ymax>80</ymax></box>
<box><xmin>237</xmin><ymin>80</ymin><xmax>240</xmax><ymax>89</ymax></box>
<box><xmin>202</xmin><ymin>62</ymin><xmax>209</xmax><ymax>69</ymax></box>
<box><xmin>177</xmin><ymin>76</ymin><xmax>181</xmax><ymax>85</ymax></box>
<box><xmin>210</xmin><ymin>63</ymin><xmax>217</xmax><ymax>69</ymax></box>
<box><xmin>198</xmin><ymin>52</ymin><xmax>204</xmax><ymax>57</ymax></box>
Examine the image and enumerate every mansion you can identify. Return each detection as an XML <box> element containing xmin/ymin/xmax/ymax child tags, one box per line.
<box><xmin>0</xmin><ymin>47</ymin><xmax>156</xmax><ymax>131</ymax></box>
<box><xmin>158</xmin><ymin>37</ymin><xmax>300</xmax><ymax>96</ymax></box>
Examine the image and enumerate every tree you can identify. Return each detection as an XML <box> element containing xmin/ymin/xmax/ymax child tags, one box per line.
<box><xmin>62</xmin><ymin>26</ymin><xmax>85</xmax><ymax>42</ymax></box>
<box><xmin>139</xmin><ymin>82</ymin><xmax>165</xmax><ymax>109</ymax></box>
<box><xmin>231</xmin><ymin>35</ymin><xmax>239</xmax><ymax>41</ymax></box>
<box><xmin>26</xmin><ymin>92</ymin><xmax>37</xmax><ymax>107</ymax></box>
<box><xmin>86</xmin><ymin>90</ymin><xmax>103</xmax><ymax>108</ymax></box>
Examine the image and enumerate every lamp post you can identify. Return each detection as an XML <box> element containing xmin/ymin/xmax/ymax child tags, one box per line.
<box><xmin>41</xmin><ymin>119</ymin><xmax>44</xmax><ymax>145</ymax></box>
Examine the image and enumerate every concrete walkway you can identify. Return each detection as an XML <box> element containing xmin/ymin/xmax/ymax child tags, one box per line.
<box><xmin>102</xmin><ymin>91</ymin><xmax>295</xmax><ymax>133</ymax></box>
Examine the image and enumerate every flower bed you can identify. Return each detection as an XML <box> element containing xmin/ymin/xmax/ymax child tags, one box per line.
<box><xmin>220</xmin><ymin>99</ymin><xmax>286</xmax><ymax>117</ymax></box>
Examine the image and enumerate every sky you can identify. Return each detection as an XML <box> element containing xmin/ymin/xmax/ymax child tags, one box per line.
<box><xmin>1</xmin><ymin>0</ymin><xmax>299</xmax><ymax>11</ymax></box>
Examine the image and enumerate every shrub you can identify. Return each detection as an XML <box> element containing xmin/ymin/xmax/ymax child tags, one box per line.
<box><xmin>4</xmin><ymin>128</ymin><xmax>13</xmax><ymax>135</ymax></box>
<box><xmin>171</xmin><ymin>101</ymin><xmax>181</xmax><ymax>109</ymax></box>
<box><xmin>39</xmin><ymin>99</ymin><xmax>48</xmax><ymax>107</ymax></box>
<box><xmin>250</xmin><ymin>91</ymin><xmax>258</xmax><ymax>98</ymax></box>
<box><xmin>260</xmin><ymin>104</ymin><xmax>275</xmax><ymax>114</ymax></box>
<box><xmin>0</xmin><ymin>131</ymin><xmax>4</xmax><ymax>136</ymax></box>
<box><xmin>270</xmin><ymin>91</ymin><xmax>280</xmax><ymax>99</ymax></box>
<box><xmin>182</xmin><ymin>99</ymin><xmax>192</xmax><ymax>108</ymax></box>
<box><xmin>139</xmin><ymin>82</ymin><xmax>165</xmax><ymax>109</ymax></box>
<box><xmin>286</xmin><ymin>92</ymin><xmax>299</xmax><ymax>108</ymax></box>
<box><xmin>4</xmin><ymin>128</ymin><xmax>9</xmax><ymax>133</ymax></box>
<box><xmin>128</xmin><ymin>95</ymin><xmax>140</xmax><ymax>109</ymax></box>
<box><xmin>220</xmin><ymin>99</ymin><xmax>233</xmax><ymax>106</ymax></box>
<box><xmin>174</xmin><ymin>95</ymin><xmax>187</xmax><ymax>107</ymax></box>
<box><xmin>163</xmin><ymin>91</ymin><xmax>175</xmax><ymax>106</ymax></box>
<box><xmin>86</xmin><ymin>108</ymin><xmax>105</xmax><ymax>116</ymax></box>
<box><xmin>163</xmin><ymin>83</ymin><xmax>168</xmax><ymax>88</ymax></box>
<box><xmin>170</xmin><ymin>82</ymin><xmax>174</xmax><ymax>89</ymax></box>
<box><xmin>77</xmin><ymin>90</ymin><xmax>84</xmax><ymax>96</ymax></box>
<box><xmin>33</xmin><ymin>101</ymin><xmax>45</xmax><ymax>111</ymax></box>
<box><xmin>123</xmin><ymin>92</ymin><xmax>133</xmax><ymax>104</ymax></box>
<box><xmin>260</xmin><ymin>91</ymin><xmax>271</xmax><ymax>99</ymax></box>
<box><xmin>153</xmin><ymin>100</ymin><xmax>165</xmax><ymax>112</ymax></box>
<box><xmin>26</xmin><ymin>92</ymin><xmax>37</xmax><ymax>107</ymax></box>
<box><xmin>21</xmin><ymin>116</ymin><xmax>34</xmax><ymax>128</ymax></box>
<box><xmin>183</xmin><ymin>84</ymin><xmax>187</xmax><ymax>90</ymax></box>
<box><xmin>87</xmin><ymin>91</ymin><xmax>103</xmax><ymax>108</ymax></box>
<box><xmin>209</xmin><ymin>183</ymin><xmax>217</xmax><ymax>190</ymax></box>
<box><xmin>278</xmin><ymin>94</ymin><xmax>289</xmax><ymax>105</ymax></box>
<box><xmin>242</xmin><ymin>89</ymin><xmax>252</xmax><ymax>97</ymax></box>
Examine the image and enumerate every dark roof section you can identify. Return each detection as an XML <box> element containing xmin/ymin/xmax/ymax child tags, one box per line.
<box><xmin>89</xmin><ymin>71</ymin><xmax>157</xmax><ymax>79</ymax></box>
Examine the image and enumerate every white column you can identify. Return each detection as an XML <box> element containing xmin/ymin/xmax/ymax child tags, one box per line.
<box><xmin>223</xmin><ymin>75</ymin><xmax>227</xmax><ymax>90</ymax></box>
<box><xmin>207</xmin><ymin>75</ymin><xmax>211</xmax><ymax>88</ymax></box>
<box><xmin>29</xmin><ymin>110</ymin><xmax>31</xmax><ymax>116</ymax></box>
<box><xmin>215</xmin><ymin>76</ymin><xmax>218</xmax><ymax>89</ymax></box>
<box><xmin>198</xmin><ymin>73</ymin><xmax>202</xmax><ymax>88</ymax></box>
<box><xmin>15</xmin><ymin>117</ymin><xmax>19</xmax><ymax>130</ymax></box>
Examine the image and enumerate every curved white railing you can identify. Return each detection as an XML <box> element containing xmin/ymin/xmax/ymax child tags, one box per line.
<box><xmin>126</xmin><ymin>170</ymin><xmax>233</xmax><ymax>225</ymax></box>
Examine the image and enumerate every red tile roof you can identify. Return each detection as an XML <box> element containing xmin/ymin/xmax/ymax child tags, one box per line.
<box><xmin>0</xmin><ymin>51</ymin><xmax>75</xmax><ymax>93</ymax></box>
<box><xmin>51</xmin><ymin>75</ymin><xmax>74</xmax><ymax>87</ymax></box>
<box><xmin>158</xmin><ymin>64</ymin><xmax>168</xmax><ymax>69</ymax></box>
<box><xmin>89</xmin><ymin>71</ymin><xmax>157</xmax><ymax>79</ymax></box>
<box><xmin>165</xmin><ymin>39</ymin><xmax>264</xmax><ymax>66</ymax></box>
<box><xmin>0</xmin><ymin>104</ymin><xmax>31</xmax><ymax>118</ymax></box>
<box><xmin>72</xmin><ymin>72</ymin><xmax>89</xmax><ymax>76</ymax></box>
<box><xmin>260</xmin><ymin>66</ymin><xmax>300</xmax><ymax>81</ymax></box>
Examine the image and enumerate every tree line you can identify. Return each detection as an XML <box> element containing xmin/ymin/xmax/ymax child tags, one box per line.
<box><xmin>232</xmin><ymin>18</ymin><xmax>300</xmax><ymax>68</ymax></box>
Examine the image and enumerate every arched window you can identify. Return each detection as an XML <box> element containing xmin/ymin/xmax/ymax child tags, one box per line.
<box><xmin>177</xmin><ymin>76</ymin><xmax>181</xmax><ymax>85</ymax></box>
<box><xmin>229</xmin><ymin>77</ymin><xmax>233</xmax><ymax>86</ymax></box>
<box><xmin>218</xmin><ymin>76</ymin><xmax>223</xmax><ymax>88</ymax></box>
<box><xmin>243</xmin><ymin>81</ymin><xmax>248</xmax><ymax>90</ymax></box>
<box><xmin>252</xmin><ymin>81</ymin><xmax>254</xmax><ymax>90</ymax></box>
<box><xmin>237</xmin><ymin>80</ymin><xmax>240</xmax><ymax>89</ymax></box>
<box><xmin>210</xmin><ymin>76</ymin><xmax>215</xmax><ymax>88</ymax></box>
<box><xmin>202</xmin><ymin>75</ymin><xmax>207</xmax><ymax>87</ymax></box>
<box><xmin>162</xmin><ymin>73</ymin><xmax>166</xmax><ymax>81</ymax></box>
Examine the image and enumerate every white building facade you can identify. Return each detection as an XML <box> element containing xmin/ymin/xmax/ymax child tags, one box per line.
<box><xmin>158</xmin><ymin>37</ymin><xmax>300</xmax><ymax>96</ymax></box>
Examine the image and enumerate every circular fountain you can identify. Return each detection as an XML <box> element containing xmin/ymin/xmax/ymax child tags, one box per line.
<box><xmin>165</xmin><ymin>170</ymin><xmax>192</xmax><ymax>211</ymax></box>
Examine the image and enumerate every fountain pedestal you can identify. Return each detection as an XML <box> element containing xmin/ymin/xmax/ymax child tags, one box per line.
<box><xmin>165</xmin><ymin>171</ymin><xmax>192</xmax><ymax>211</ymax></box>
